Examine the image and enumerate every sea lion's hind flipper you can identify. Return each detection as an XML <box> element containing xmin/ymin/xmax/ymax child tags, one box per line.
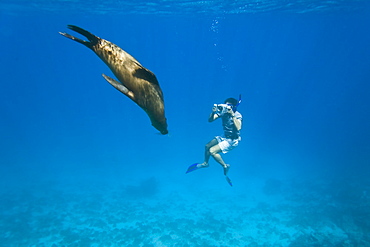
<box><xmin>102</xmin><ymin>74</ymin><xmax>135</xmax><ymax>100</ymax></box>
<box><xmin>59</xmin><ymin>32</ymin><xmax>90</xmax><ymax>47</ymax></box>
<box><xmin>59</xmin><ymin>25</ymin><xmax>99</xmax><ymax>49</ymax></box>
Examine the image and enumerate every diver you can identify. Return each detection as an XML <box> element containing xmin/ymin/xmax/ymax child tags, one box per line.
<box><xmin>186</xmin><ymin>96</ymin><xmax>242</xmax><ymax>186</ymax></box>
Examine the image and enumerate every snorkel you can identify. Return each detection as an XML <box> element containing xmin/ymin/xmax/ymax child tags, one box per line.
<box><xmin>231</xmin><ymin>94</ymin><xmax>242</xmax><ymax>112</ymax></box>
<box><xmin>235</xmin><ymin>94</ymin><xmax>242</xmax><ymax>109</ymax></box>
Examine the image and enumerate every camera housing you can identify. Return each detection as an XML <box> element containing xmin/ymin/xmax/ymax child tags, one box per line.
<box><xmin>214</xmin><ymin>104</ymin><xmax>232</xmax><ymax>116</ymax></box>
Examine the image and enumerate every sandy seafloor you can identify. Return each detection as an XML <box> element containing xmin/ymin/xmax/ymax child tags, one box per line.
<box><xmin>1</xmin><ymin>174</ymin><xmax>369</xmax><ymax>247</ymax></box>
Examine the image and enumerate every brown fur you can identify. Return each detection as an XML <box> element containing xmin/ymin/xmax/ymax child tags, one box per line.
<box><xmin>60</xmin><ymin>25</ymin><xmax>168</xmax><ymax>134</ymax></box>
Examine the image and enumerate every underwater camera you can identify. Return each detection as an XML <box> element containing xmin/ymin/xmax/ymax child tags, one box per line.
<box><xmin>214</xmin><ymin>104</ymin><xmax>232</xmax><ymax>116</ymax></box>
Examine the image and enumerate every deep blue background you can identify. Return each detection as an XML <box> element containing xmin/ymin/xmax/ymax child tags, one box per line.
<box><xmin>0</xmin><ymin>6</ymin><xmax>369</xmax><ymax>196</ymax></box>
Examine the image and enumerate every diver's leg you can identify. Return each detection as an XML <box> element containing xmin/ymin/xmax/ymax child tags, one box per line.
<box><xmin>187</xmin><ymin>139</ymin><xmax>218</xmax><ymax>173</ymax></box>
<box><xmin>202</xmin><ymin>139</ymin><xmax>218</xmax><ymax>166</ymax></box>
<box><xmin>209</xmin><ymin>145</ymin><xmax>226</xmax><ymax>166</ymax></box>
<box><xmin>209</xmin><ymin>145</ymin><xmax>230</xmax><ymax>175</ymax></box>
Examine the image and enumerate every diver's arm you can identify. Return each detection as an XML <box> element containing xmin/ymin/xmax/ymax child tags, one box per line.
<box><xmin>232</xmin><ymin>116</ymin><xmax>242</xmax><ymax>131</ymax></box>
<box><xmin>227</xmin><ymin>108</ymin><xmax>242</xmax><ymax>131</ymax></box>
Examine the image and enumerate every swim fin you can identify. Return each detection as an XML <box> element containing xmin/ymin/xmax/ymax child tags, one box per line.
<box><xmin>186</xmin><ymin>163</ymin><xmax>200</xmax><ymax>174</ymax></box>
<box><xmin>225</xmin><ymin>176</ymin><xmax>233</xmax><ymax>186</ymax></box>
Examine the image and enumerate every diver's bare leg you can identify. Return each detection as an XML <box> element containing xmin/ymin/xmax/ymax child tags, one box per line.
<box><xmin>209</xmin><ymin>145</ymin><xmax>226</xmax><ymax>166</ymax></box>
<box><xmin>201</xmin><ymin>139</ymin><xmax>218</xmax><ymax>167</ymax></box>
<box><xmin>209</xmin><ymin>145</ymin><xmax>230</xmax><ymax>175</ymax></box>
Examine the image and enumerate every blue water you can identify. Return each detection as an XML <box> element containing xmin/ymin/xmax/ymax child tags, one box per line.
<box><xmin>1</xmin><ymin>1</ymin><xmax>370</xmax><ymax>246</ymax></box>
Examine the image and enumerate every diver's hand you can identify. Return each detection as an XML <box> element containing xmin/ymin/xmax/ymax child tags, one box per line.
<box><xmin>209</xmin><ymin>105</ymin><xmax>219</xmax><ymax>122</ymax></box>
<box><xmin>227</xmin><ymin>107</ymin><xmax>234</xmax><ymax>116</ymax></box>
<box><xmin>212</xmin><ymin>105</ymin><xmax>217</xmax><ymax>112</ymax></box>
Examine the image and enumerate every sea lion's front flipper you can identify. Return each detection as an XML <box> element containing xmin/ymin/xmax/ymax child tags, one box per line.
<box><xmin>133</xmin><ymin>67</ymin><xmax>159</xmax><ymax>86</ymax></box>
<box><xmin>102</xmin><ymin>74</ymin><xmax>135</xmax><ymax>100</ymax></box>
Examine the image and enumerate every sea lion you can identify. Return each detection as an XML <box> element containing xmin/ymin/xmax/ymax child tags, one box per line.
<box><xmin>59</xmin><ymin>25</ymin><xmax>168</xmax><ymax>135</ymax></box>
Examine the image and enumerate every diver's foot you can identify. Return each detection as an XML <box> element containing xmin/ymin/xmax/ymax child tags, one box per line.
<box><xmin>186</xmin><ymin>162</ymin><xmax>209</xmax><ymax>174</ymax></box>
<box><xmin>223</xmin><ymin>164</ymin><xmax>230</xmax><ymax>176</ymax></box>
<box><xmin>197</xmin><ymin>162</ymin><xmax>209</xmax><ymax>169</ymax></box>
